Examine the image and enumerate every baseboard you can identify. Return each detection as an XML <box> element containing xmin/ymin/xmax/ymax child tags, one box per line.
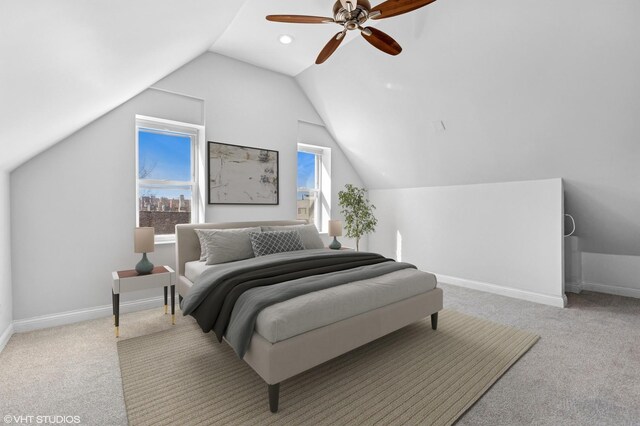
<box><xmin>580</xmin><ymin>281</ymin><xmax>640</xmax><ymax>299</ymax></box>
<box><xmin>564</xmin><ymin>281</ymin><xmax>582</xmax><ymax>294</ymax></box>
<box><xmin>437</xmin><ymin>274</ymin><xmax>567</xmax><ymax>308</ymax></box>
<box><xmin>12</xmin><ymin>296</ymin><xmax>166</xmax><ymax>333</ymax></box>
<box><xmin>0</xmin><ymin>321</ymin><xmax>14</xmax><ymax>353</ymax></box>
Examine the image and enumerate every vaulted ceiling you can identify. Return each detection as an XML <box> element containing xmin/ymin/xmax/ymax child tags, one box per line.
<box><xmin>294</xmin><ymin>0</ymin><xmax>640</xmax><ymax>255</ymax></box>
<box><xmin>2</xmin><ymin>0</ymin><xmax>640</xmax><ymax>256</ymax></box>
<box><xmin>209</xmin><ymin>0</ymin><xmax>640</xmax><ymax>256</ymax></box>
<box><xmin>0</xmin><ymin>0</ymin><xmax>366</xmax><ymax>170</ymax></box>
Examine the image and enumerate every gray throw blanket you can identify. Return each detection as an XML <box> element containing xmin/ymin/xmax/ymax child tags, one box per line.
<box><xmin>181</xmin><ymin>249</ymin><xmax>416</xmax><ymax>358</ymax></box>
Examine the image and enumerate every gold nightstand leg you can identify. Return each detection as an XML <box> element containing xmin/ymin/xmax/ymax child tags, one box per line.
<box><xmin>172</xmin><ymin>314</ymin><xmax>175</xmax><ymax>325</ymax></box>
<box><xmin>164</xmin><ymin>304</ymin><xmax>168</xmax><ymax>315</ymax></box>
<box><xmin>115</xmin><ymin>326</ymin><xmax>119</xmax><ymax>338</ymax></box>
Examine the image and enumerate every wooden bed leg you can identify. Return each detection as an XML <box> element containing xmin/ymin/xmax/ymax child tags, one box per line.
<box><xmin>268</xmin><ymin>383</ymin><xmax>280</xmax><ymax>413</ymax></box>
<box><xmin>431</xmin><ymin>312</ymin><xmax>438</xmax><ymax>330</ymax></box>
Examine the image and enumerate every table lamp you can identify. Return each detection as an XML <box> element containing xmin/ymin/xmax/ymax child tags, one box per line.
<box><xmin>328</xmin><ymin>220</ymin><xmax>342</xmax><ymax>250</ymax></box>
<box><xmin>134</xmin><ymin>227</ymin><xmax>155</xmax><ymax>275</ymax></box>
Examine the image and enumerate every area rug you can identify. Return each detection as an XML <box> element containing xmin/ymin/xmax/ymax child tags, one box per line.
<box><xmin>117</xmin><ymin>309</ymin><xmax>539</xmax><ymax>426</ymax></box>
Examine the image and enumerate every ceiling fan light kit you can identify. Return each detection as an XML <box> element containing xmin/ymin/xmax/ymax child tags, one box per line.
<box><xmin>266</xmin><ymin>0</ymin><xmax>437</xmax><ymax>64</ymax></box>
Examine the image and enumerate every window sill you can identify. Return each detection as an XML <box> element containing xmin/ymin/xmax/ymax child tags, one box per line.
<box><xmin>155</xmin><ymin>239</ymin><xmax>176</xmax><ymax>246</ymax></box>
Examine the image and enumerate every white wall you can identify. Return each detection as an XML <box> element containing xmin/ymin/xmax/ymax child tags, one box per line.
<box><xmin>10</xmin><ymin>89</ymin><xmax>203</xmax><ymax>323</ymax></box>
<box><xmin>577</xmin><ymin>252</ymin><xmax>640</xmax><ymax>299</ymax></box>
<box><xmin>368</xmin><ymin>178</ymin><xmax>566</xmax><ymax>307</ymax></box>
<box><xmin>10</xmin><ymin>52</ymin><xmax>361</xmax><ymax>324</ymax></box>
<box><xmin>153</xmin><ymin>53</ymin><xmax>323</xmax><ymax>223</ymax></box>
<box><xmin>564</xmin><ymin>236</ymin><xmax>640</xmax><ymax>298</ymax></box>
<box><xmin>296</xmin><ymin>0</ymin><xmax>640</xmax><ymax>260</ymax></box>
<box><xmin>0</xmin><ymin>172</ymin><xmax>12</xmax><ymax>350</ymax></box>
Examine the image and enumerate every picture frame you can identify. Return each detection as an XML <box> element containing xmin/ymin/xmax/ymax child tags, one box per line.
<box><xmin>207</xmin><ymin>141</ymin><xmax>279</xmax><ymax>205</ymax></box>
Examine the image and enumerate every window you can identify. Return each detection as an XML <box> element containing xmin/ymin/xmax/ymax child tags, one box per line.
<box><xmin>136</xmin><ymin>116</ymin><xmax>202</xmax><ymax>242</ymax></box>
<box><xmin>297</xmin><ymin>143</ymin><xmax>331</xmax><ymax>232</ymax></box>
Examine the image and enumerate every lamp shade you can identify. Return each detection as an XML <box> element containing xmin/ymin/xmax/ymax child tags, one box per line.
<box><xmin>328</xmin><ymin>220</ymin><xmax>342</xmax><ymax>237</ymax></box>
<box><xmin>134</xmin><ymin>227</ymin><xmax>155</xmax><ymax>253</ymax></box>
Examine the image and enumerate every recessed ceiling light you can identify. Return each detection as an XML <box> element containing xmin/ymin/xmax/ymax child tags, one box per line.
<box><xmin>279</xmin><ymin>34</ymin><xmax>294</xmax><ymax>45</ymax></box>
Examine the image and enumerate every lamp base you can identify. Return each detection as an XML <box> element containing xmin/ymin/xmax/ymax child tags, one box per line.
<box><xmin>135</xmin><ymin>253</ymin><xmax>154</xmax><ymax>275</ymax></box>
<box><xmin>329</xmin><ymin>236</ymin><xmax>342</xmax><ymax>250</ymax></box>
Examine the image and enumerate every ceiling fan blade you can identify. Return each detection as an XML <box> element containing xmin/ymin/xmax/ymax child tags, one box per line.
<box><xmin>266</xmin><ymin>15</ymin><xmax>335</xmax><ymax>24</ymax></box>
<box><xmin>316</xmin><ymin>32</ymin><xmax>346</xmax><ymax>64</ymax></box>
<box><xmin>361</xmin><ymin>27</ymin><xmax>402</xmax><ymax>56</ymax></box>
<box><xmin>370</xmin><ymin>0</ymin><xmax>437</xmax><ymax>20</ymax></box>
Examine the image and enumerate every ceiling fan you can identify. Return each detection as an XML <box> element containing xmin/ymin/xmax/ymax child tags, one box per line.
<box><xmin>266</xmin><ymin>0</ymin><xmax>437</xmax><ymax>64</ymax></box>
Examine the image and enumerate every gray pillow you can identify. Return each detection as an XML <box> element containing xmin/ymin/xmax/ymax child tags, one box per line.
<box><xmin>196</xmin><ymin>227</ymin><xmax>261</xmax><ymax>265</ymax></box>
<box><xmin>194</xmin><ymin>229</ymin><xmax>211</xmax><ymax>261</ymax></box>
<box><xmin>249</xmin><ymin>230</ymin><xmax>305</xmax><ymax>257</ymax></box>
<box><xmin>261</xmin><ymin>224</ymin><xmax>324</xmax><ymax>249</ymax></box>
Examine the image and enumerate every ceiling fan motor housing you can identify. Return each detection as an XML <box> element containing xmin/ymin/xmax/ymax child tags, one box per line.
<box><xmin>333</xmin><ymin>0</ymin><xmax>371</xmax><ymax>28</ymax></box>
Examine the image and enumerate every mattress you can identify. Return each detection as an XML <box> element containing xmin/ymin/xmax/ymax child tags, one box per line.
<box><xmin>254</xmin><ymin>268</ymin><xmax>437</xmax><ymax>344</ymax></box>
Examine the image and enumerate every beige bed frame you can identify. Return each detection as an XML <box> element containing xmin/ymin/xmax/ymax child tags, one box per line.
<box><xmin>175</xmin><ymin>221</ymin><xmax>443</xmax><ymax>413</ymax></box>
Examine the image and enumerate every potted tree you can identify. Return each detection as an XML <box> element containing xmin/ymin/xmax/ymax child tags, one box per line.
<box><xmin>338</xmin><ymin>184</ymin><xmax>378</xmax><ymax>251</ymax></box>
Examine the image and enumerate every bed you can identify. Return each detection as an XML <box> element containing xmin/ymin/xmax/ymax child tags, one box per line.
<box><xmin>175</xmin><ymin>220</ymin><xmax>443</xmax><ymax>413</ymax></box>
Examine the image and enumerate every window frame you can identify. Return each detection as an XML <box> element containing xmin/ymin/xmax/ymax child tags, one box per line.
<box><xmin>135</xmin><ymin>115</ymin><xmax>204</xmax><ymax>244</ymax></box>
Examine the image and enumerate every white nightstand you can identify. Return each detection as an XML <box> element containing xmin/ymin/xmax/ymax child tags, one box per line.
<box><xmin>111</xmin><ymin>265</ymin><xmax>176</xmax><ymax>337</ymax></box>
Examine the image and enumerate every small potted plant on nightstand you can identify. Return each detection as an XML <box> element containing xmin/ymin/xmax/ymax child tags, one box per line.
<box><xmin>338</xmin><ymin>184</ymin><xmax>378</xmax><ymax>251</ymax></box>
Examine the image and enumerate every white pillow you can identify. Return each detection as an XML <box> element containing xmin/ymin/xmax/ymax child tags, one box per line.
<box><xmin>195</xmin><ymin>227</ymin><xmax>261</xmax><ymax>265</ymax></box>
<box><xmin>261</xmin><ymin>224</ymin><xmax>324</xmax><ymax>250</ymax></box>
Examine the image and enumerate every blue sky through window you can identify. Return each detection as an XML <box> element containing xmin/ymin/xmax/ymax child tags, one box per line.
<box><xmin>297</xmin><ymin>151</ymin><xmax>316</xmax><ymax>200</ymax></box>
<box><xmin>138</xmin><ymin>130</ymin><xmax>192</xmax><ymax>199</ymax></box>
<box><xmin>138</xmin><ymin>131</ymin><xmax>191</xmax><ymax>181</ymax></box>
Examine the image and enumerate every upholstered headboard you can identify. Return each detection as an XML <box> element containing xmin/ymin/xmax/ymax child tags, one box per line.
<box><xmin>175</xmin><ymin>220</ymin><xmax>307</xmax><ymax>276</ymax></box>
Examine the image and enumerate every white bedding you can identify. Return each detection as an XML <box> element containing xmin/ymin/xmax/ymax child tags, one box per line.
<box><xmin>184</xmin><ymin>260</ymin><xmax>220</xmax><ymax>283</ymax></box>
<box><xmin>255</xmin><ymin>268</ymin><xmax>437</xmax><ymax>343</ymax></box>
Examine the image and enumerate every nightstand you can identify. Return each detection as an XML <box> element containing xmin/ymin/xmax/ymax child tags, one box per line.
<box><xmin>111</xmin><ymin>266</ymin><xmax>176</xmax><ymax>338</ymax></box>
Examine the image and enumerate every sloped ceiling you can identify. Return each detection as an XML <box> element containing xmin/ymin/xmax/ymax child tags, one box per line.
<box><xmin>296</xmin><ymin>0</ymin><xmax>640</xmax><ymax>255</ymax></box>
<box><xmin>0</xmin><ymin>0</ymin><xmax>244</xmax><ymax>170</ymax></box>
<box><xmin>0</xmin><ymin>0</ymin><xmax>374</xmax><ymax>170</ymax></box>
<box><xmin>2</xmin><ymin>0</ymin><xmax>639</xmax><ymax>256</ymax></box>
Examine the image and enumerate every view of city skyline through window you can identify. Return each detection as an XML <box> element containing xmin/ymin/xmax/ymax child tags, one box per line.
<box><xmin>137</xmin><ymin>129</ymin><xmax>193</xmax><ymax>235</ymax></box>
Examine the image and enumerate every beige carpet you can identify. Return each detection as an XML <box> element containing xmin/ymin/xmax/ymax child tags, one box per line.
<box><xmin>117</xmin><ymin>309</ymin><xmax>538</xmax><ymax>426</ymax></box>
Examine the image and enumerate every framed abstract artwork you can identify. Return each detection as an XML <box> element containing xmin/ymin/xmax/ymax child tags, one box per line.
<box><xmin>207</xmin><ymin>142</ymin><xmax>279</xmax><ymax>205</ymax></box>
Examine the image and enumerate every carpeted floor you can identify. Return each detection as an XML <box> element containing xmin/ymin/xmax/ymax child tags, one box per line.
<box><xmin>118</xmin><ymin>310</ymin><xmax>538</xmax><ymax>426</ymax></box>
<box><xmin>1</xmin><ymin>284</ymin><xmax>639</xmax><ymax>425</ymax></box>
